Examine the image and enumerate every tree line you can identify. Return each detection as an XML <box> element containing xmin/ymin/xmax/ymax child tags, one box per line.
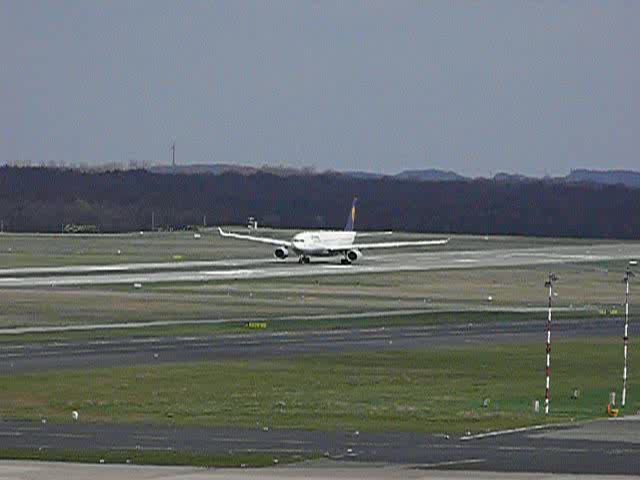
<box><xmin>0</xmin><ymin>166</ymin><xmax>639</xmax><ymax>239</ymax></box>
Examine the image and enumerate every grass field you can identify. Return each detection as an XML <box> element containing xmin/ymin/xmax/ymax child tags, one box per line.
<box><xmin>0</xmin><ymin>232</ymin><xmax>637</xmax><ymax>466</ymax></box>
<box><xmin>0</xmin><ymin>259</ymin><xmax>629</xmax><ymax>330</ymax></box>
<box><xmin>0</xmin><ymin>449</ymin><xmax>302</xmax><ymax>468</ymax></box>
<box><xmin>1</xmin><ymin>339</ymin><xmax>636</xmax><ymax>434</ymax></box>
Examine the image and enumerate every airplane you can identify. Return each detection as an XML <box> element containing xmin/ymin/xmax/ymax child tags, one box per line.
<box><xmin>217</xmin><ymin>198</ymin><xmax>449</xmax><ymax>264</ymax></box>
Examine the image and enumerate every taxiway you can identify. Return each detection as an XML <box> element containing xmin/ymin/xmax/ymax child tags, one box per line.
<box><xmin>0</xmin><ymin>416</ymin><xmax>639</xmax><ymax>475</ymax></box>
<box><xmin>0</xmin><ymin>318</ymin><xmax>634</xmax><ymax>374</ymax></box>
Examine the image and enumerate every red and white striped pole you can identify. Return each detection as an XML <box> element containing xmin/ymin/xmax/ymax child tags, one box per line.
<box><xmin>622</xmin><ymin>268</ymin><xmax>634</xmax><ymax>407</ymax></box>
<box><xmin>544</xmin><ymin>273</ymin><xmax>558</xmax><ymax>415</ymax></box>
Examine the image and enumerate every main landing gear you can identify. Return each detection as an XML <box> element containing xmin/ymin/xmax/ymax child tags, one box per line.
<box><xmin>340</xmin><ymin>256</ymin><xmax>352</xmax><ymax>265</ymax></box>
<box><xmin>298</xmin><ymin>255</ymin><xmax>310</xmax><ymax>264</ymax></box>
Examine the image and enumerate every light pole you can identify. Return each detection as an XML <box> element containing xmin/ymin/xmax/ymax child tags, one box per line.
<box><xmin>544</xmin><ymin>273</ymin><xmax>558</xmax><ymax>415</ymax></box>
<box><xmin>622</xmin><ymin>268</ymin><xmax>635</xmax><ymax>408</ymax></box>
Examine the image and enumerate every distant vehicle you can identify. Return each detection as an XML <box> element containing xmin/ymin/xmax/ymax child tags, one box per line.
<box><xmin>247</xmin><ymin>216</ymin><xmax>258</xmax><ymax>230</ymax></box>
<box><xmin>218</xmin><ymin>198</ymin><xmax>449</xmax><ymax>264</ymax></box>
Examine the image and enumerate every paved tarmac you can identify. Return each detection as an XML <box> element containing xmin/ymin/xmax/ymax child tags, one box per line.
<box><xmin>0</xmin><ymin>461</ymin><xmax>633</xmax><ymax>480</ymax></box>
<box><xmin>0</xmin><ymin>318</ymin><xmax>633</xmax><ymax>374</ymax></box>
<box><xmin>0</xmin><ymin>417</ymin><xmax>639</xmax><ymax>475</ymax></box>
<box><xmin>0</xmin><ymin>243</ymin><xmax>639</xmax><ymax>287</ymax></box>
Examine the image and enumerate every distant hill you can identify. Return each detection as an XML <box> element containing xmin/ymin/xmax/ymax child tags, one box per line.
<box><xmin>151</xmin><ymin>164</ymin><xmax>467</xmax><ymax>182</ymax></box>
<box><xmin>150</xmin><ymin>164</ymin><xmax>258</xmax><ymax>175</ymax></box>
<box><xmin>342</xmin><ymin>170</ymin><xmax>386</xmax><ymax>180</ymax></box>
<box><xmin>394</xmin><ymin>169</ymin><xmax>467</xmax><ymax>182</ymax></box>
<box><xmin>492</xmin><ymin>172</ymin><xmax>537</xmax><ymax>183</ymax></box>
<box><xmin>151</xmin><ymin>164</ymin><xmax>321</xmax><ymax>177</ymax></box>
<box><xmin>149</xmin><ymin>164</ymin><xmax>640</xmax><ymax>189</ymax></box>
<box><xmin>565</xmin><ymin>169</ymin><xmax>640</xmax><ymax>188</ymax></box>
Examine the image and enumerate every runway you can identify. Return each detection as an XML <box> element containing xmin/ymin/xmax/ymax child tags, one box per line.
<box><xmin>0</xmin><ymin>416</ymin><xmax>639</xmax><ymax>475</ymax></box>
<box><xmin>0</xmin><ymin>243</ymin><xmax>639</xmax><ymax>287</ymax></box>
<box><xmin>0</xmin><ymin>318</ymin><xmax>634</xmax><ymax>373</ymax></box>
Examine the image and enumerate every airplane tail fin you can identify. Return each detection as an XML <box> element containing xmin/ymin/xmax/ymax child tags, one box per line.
<box><xmin>344</xmin><ymin>197</ymin><xmax>357</xmax><ymax>231</ymax></box>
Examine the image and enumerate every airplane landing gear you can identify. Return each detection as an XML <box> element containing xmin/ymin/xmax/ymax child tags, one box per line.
<box><xmin>341</xmin><ymin>257</ymin><xmax>351</xmax><ymax>265</ymax></box>
<box><xmin>298</xmin><ymin>255</ymin><xmax>310</xmax><ymax>264</ymax></box>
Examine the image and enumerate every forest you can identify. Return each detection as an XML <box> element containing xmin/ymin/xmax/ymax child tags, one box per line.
<box><xmin>1</xmin><ymin>166</ymin><xmax>639</xmax><ymax>239</ymax></box>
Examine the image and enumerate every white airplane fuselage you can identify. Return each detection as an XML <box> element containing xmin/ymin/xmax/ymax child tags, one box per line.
<box><xmin>290</xmin><ymin>230</ymin><xmax>356</xmax><ymax>257</ymax></box>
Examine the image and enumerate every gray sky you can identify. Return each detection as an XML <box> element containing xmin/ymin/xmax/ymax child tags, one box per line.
<box><xmin>1</xmin><ymin>1</ymin><xmax>637</xmax><ymax>177</ymax></box>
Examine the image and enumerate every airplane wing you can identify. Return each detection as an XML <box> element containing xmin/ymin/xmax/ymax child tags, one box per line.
<box><xmin>218</xmin><ymin>227</ymin><xmax>292</xmax><ymax>247</ymax></box>
<box><xmin>328</xmin><ymin>238</ymin><xmax>450</xmax><ymax>252</ymax></box>
<box><xmin>355</xmin><ymin>231</ymin><xmax>394</xmax><ymax>237</ymax></box>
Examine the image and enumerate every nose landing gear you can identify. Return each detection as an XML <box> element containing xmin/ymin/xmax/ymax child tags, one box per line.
<box><xmin>298</xmin><ymin>255</ymin><xmax>310</xmax><ymax>264</ymax></box>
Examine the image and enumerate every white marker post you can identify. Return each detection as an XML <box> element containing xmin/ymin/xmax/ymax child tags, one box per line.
<box><xmin>544</xmin><ymin>273</ymin><xmax>558</xmax><ymax>415</ymax></box>
<box><xmin>622</xmin><ymin>268</ymin><xmax>634</xmax><ymax>408</ymax></box>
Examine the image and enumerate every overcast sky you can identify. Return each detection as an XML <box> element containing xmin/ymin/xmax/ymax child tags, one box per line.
<box><xmin>1</xmin><ymin>1</ymin><xmax>637</xmax><ymax>176</ymax></box>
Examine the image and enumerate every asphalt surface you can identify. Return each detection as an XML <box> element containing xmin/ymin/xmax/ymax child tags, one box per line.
<box><xmin>0</xmin><ymin>463</ymin><xmax>632</xmax><ymax>480</ymax></box>
<box><xmin>0</xmin><ymin>243</ymin><xmax>639</xmax><ymax>287</ymax></box>
<box><xmin>0</xmin><ymin>318</ymin><xmax>634</xmax><ymax>373</ymax></box>
<box><xmin>0</xmin><ymin>463</ymin><xmax>612</xmax><ymax>480</ymax></box>
<box><xmin>0</xmin><ymin>418</ymin><xmax>639</xmax><ymax>475</ymax></box>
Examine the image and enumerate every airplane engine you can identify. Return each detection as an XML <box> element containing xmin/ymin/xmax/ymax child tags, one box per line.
<box><xmin>274</xmin><ymin>247</ymin><xmax>289</xmax><ymax>259</ymax></box>
<box><xmin>346</xmin><ymin>249</ymin><xmax>362</xmax><ymax>262</ymax></box>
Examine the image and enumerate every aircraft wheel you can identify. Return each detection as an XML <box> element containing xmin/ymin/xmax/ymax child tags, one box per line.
<box><xmin>303</xmin><ymin>256</ymin><xmax>310</xmax><ymax>264</ymax></box>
